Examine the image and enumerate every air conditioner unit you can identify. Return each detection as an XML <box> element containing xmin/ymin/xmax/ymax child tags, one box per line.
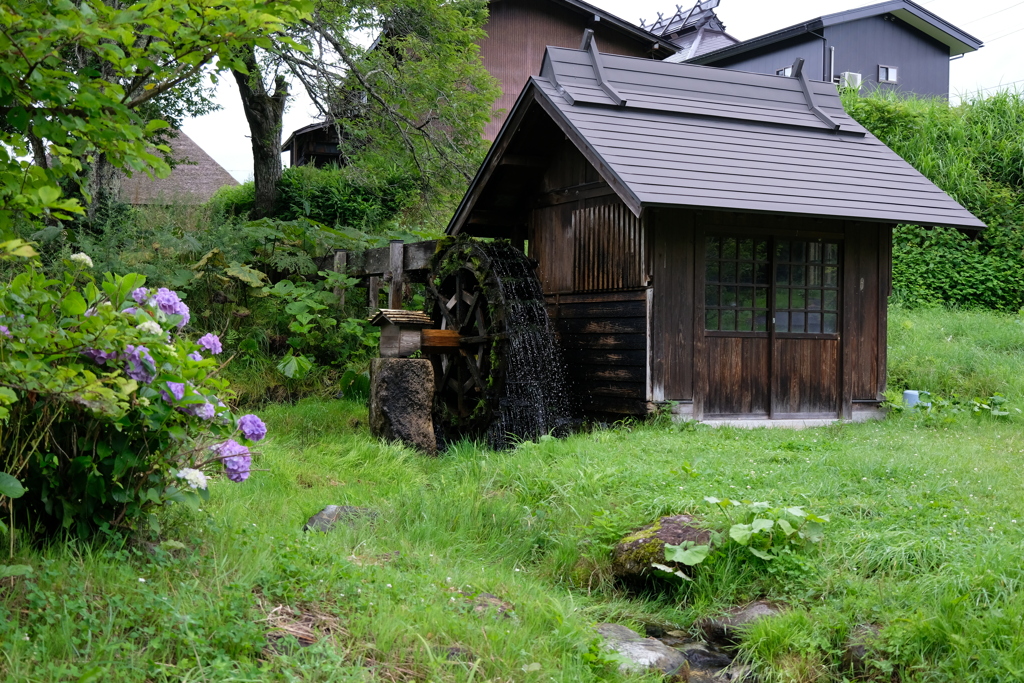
<box><xmin>839</xmin><ymin>72</ymin><xmax>863</xmax><ymax>89</ymax></box>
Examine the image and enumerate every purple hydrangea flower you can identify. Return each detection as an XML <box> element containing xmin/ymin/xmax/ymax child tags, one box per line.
<box><xmin>237</xmin><ymin>414</ymin><xmax>267</xmax><ymax>442</ymax></box>
<box><xmin>152</xmin><ymin>288</ymin><xmax>190</xmax><ymax>328</ymax></box>
<box><xmin>161</xmin><ymin>381</ymin><xmax>186</xmax><ymax>404</ymax></box>
<box><xmin>197</xmin><ymin>333</ymin><xmax>222</xmax><ymax>355</ymax></box>
<box><xmin>82</xmin><ymin>348</ymin><xmax>116</xmax><ymax>365</ymax></box>
<box><xmin>123</xmin><ymin>344</ymin><xmax>155</xmax><ymax>384</ymax></box>
<box><xmin>0</xmin><ymin>325</ymin><xmax>10</xmax><ymax>338</ymax></box>
<box><xmin>122</xmin><ymin>307</ymin><xmax>138</xmax><ymax>316</ymax></box>
<box><xmin>213</xmin><ymin>439</ymin><xmax>251</xmax><ymax>483</ymax></box>
<box><xmin>188</xmin><ymin>351</ymin><xmax>203</xmax><ymax>361</ymax></box>
<box><xmin>131</xmin><ymin>287</ymin><xmax>149</xmax><ymax>304</ymax></box>
<box><xmin>191</xmin><ymin>402</ymin><xmax>216</xmax><ymax>420</ymax></box>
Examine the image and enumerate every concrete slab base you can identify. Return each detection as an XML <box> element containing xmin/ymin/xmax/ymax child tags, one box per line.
<box><xmin>698</xmin><ymin>411</ymin><xmax>884</xmax><ymax>429</ymax></box>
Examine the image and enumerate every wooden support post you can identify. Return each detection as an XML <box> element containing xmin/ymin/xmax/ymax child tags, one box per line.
<box><xmin>368</xmin><ymin>275</ymin><xmax>380</xmax><ymax>315</ymax></box>
<box><xmin>388</xmin><ymin>240</ymin><xmax>405</xmax><ymax>309</ymax></box>
<box><xmin>332</xmin><ymin>249</ymin><xmax>347</xmax><ymax>308</ymax></box>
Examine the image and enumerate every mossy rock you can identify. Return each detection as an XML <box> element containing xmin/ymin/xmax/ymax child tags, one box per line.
<box><xmin>611</xmin><ymin>514</ymin><xmax>711</xmax><ymax>582</ymax></box>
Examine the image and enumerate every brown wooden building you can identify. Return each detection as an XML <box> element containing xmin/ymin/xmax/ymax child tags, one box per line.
<box><xmin>447</xmin><ymin>39</ymin><xmax>984</xmax><ymax>421</ymax></box>
<box><xmin>479</xmin><ymin>0</ymin><xmax>674</xmax><ymax>138</ymax></box>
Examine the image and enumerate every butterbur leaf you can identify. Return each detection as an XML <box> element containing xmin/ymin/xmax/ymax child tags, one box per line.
<box><xmin>0</xmin><ymin>565</ymin><xmax>33</xmax><ymax>578</ymax></box>
<box><xmin>0</xmin><ymin>472</ymin><xmax>26</xmax><ymax>498</ymax></box>
<box><xmin>664</xmin><ymin>541</ymin><xmax>710</xmax><ymax>566</ymax></box>
<box><xmin>730</xmin><ymin>524</ymin><xmax>753</xmax><ymax>545</ymax></box>
<box><xmin>776</xmin><ymin>518</ymin><xmax>796</xmax><ymax>536</ymax></box>
<box><xmin>801</xmin><ymin>521</ymin><xmax>825</xmax><ymax>543</ymax></box>
<box><xmin>751</xmin><ymin>518</ymin><xmax>774</xmax><ymax>533</ymax></box>
<box><xmin>785</xmin><ymin>506</ymin><xmax>807</xmax><ymax>518</ymax></box>
<box><xmin>651</xmin><ymin>562</ymin><xmax>693</xmax><ymax>581</ymax></box>
<box><xmin>748</xmin><ymin>548</ymin><xmax>774</xmax><ymax>561</ymax></box>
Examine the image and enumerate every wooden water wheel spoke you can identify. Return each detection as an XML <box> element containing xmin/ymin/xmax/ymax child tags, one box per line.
<box><xmin>427</xmin><ymin>281</ymin><xmax>459</xmax><ymax>329</ymax></box>
<box><xmin>460</xmin><ymin>348</ymin><xmax>487</xmax><ymax>392</ymax></box>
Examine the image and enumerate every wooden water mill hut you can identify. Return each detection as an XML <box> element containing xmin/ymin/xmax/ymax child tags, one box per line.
<box><xmin>445</xmin><ymin>34</ymin><xmax>984</xmax><ymax>423</ymax></box>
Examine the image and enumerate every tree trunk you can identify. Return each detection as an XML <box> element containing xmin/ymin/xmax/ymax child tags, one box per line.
<box><xmin>233</xmin><ymin>47</ymin><xmax>288</xmax><ymax>219</ymax></box>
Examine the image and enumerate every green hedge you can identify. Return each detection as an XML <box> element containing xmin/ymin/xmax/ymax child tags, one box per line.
<box><xmin>842</xmin><ymin>90</ymin><xmax>1024</xmax><ymax>311</ymax></box>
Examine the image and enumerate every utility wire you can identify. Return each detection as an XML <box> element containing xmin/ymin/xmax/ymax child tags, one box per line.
<box><xmin>962</xmin><ymin>0</ymin><xmax>1024</xmax><ymax>25</ymax></box>
<box><xmin>973</xmin><ymin>78</ymin><xmax>1024</xmax><ymax>93</ymax></box>
<box><xmin>987</xmin><ymin>25</ymin><xmax>1024</xmax><ymax>42</ymax></box>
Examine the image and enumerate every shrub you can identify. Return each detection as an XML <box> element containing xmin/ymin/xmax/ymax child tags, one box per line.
<box><xmin>210</xmin><ymin>165</ymin><xmax>418</xmax><ymax>230</ymax></box>
<box><xmin>842</xmin><ymin>89</ymin><xmax>1024</xmax><ymax>311</ymax></box>
<box><xmin>0</xmin><ymin>248</ymin><xmax>268</xmax><ymax>538</ymax></box>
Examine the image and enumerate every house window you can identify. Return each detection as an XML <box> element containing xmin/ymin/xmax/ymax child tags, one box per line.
<box><xmin>704</xmin><ymin>237</ymin><xmax>771</xmax><ymax>332</ymax></box>
<box><xmin>774</xmin><ymin>240</ymin><xmax>840</xmax><ymax>334</ymax></box>
<box><xmin>704</xmin><ymin>237</ymin><xmax>840</xmax><ymax>335</ymax></box>
<box><xmin>878</xmin><ymin>65</ymin><xmax>898</xmax><ymax>83</ymax></box>
<box><xmin>776</xmin><ymin>66</ymin><xmax>793</xmax><ymax>77</ymax></box>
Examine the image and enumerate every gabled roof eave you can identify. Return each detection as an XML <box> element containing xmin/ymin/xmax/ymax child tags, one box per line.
<box><xmin>446</xmin><ymin>78</ymin><xmax>645</xmax><ymax>236</ymax></box>
<box><xmin>688</xmin><ymin>0</ymin><xmax>982</xmax><ymax>64</ymax></box>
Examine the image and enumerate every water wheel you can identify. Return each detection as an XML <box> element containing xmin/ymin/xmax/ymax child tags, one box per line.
<box><xmin>426</xmin><ymin>240</ymin><xmax>507</xmax><ymax>440</ymax></box>
<box><xmin>425</xmin><ymin>238</ymin><xmax>575</xmax><ymax>447</ymax></box>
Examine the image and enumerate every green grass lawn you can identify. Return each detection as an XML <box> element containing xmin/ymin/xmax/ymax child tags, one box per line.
<box><xmin>3</xmin><ymin>308</ymin><xmax>1024</xmax><ymax>682</ymax></box>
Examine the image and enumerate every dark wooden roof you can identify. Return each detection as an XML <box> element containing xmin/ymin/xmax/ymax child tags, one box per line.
<box><xmin>688</xmin><ymin>0</ymin><xmax>982</xmax><ymax>65</ymax></box>
<box><xmin>368</xmin><ymin>309</ymin><xmax>434</xmax><ymax>327</ymax></box>
<box><xmin>448</xmin><ymin>42</ymin><xmax>985</xmax><ymax>233</ymax></box>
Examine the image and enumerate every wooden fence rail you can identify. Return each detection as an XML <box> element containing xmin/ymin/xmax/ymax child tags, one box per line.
<box><xmin>330</xmin><ymin>239</ymin><xmax>438</xmax><ymax>313</ymax></box>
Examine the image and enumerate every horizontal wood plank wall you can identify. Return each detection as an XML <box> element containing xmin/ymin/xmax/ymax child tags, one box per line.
<box><xmin>773</xmin><ymin>338</ymin><xmax>840</xmax><ymax>417</ymax></box>
<box><xmin>650</xmin><ymin>208</ymin><xmax>695</xmax><ymax>401</ymax></box>
<box><xmin>546</xmin><ymin>290</ymin><xmax>648</xmax><ymax>415</ymax></box>
<box><xmin>706</xmin><ymin>337</ymin><xmax>769</xmax><ymax>416</ymax></box>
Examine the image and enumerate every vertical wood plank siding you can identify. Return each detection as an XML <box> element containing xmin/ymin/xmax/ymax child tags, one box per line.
<box><xmin>650</xmin><ymin>208</ymin><xmax>695</xmax><ymax>401</ymax></box>
<box><xmin>772</xmin><ymin>338</ymin><xmax>840</xmax><ymax>417</ymax></box>
<box><xmin>706</xmin><ymin>337</ymin><xmax>770</xmax><ymax>416</ymax></box>
<box><xmin>572</xmin><ymin>203</ymin><xmax>644</xmax><ymax>292</ymax></box>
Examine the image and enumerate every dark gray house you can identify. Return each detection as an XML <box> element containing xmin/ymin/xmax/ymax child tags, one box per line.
<box><xmin>446</xmin><ymin>40</ymin><xmax>983</xmax><ymax>421</ymax></box>
<box><xmin>684</xmin><ymin>0</ymin><xmax>982</xmax><ymax>98</ymax></box>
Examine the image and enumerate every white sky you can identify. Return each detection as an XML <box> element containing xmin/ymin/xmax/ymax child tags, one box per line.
<box><xmin>182</xmin><ymin>0</ymin><xmax>1024</xmax><ymax>183</ymax></box>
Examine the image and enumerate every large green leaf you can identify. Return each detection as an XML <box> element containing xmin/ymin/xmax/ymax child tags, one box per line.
<box><xmin>276</xmin><ymin>353</ymin><xmax>313</xmax><ymax>379</ymax></box>
<box><xmin>225</xmin><ymin>262</ymin><xmax>267</xmax><ymax>287</ymax></box>
<box><xmin>60</xmin><ymin>291</ymin><xmax>88</xmax><ymax>316</ymax></box>
<box><xmin>664</xmin><ymin>541</ymin><xmax>710</xmax><ymax>566</ymax></box>
<box><xmin>729</xmin><ymin>523</ymin><xmax>753</xmax><ymax>546</ymax></box>
<box><xmin>0</xmin><ymin>472</ymin><xmax>26</xmax><ymax>498</ymax></box>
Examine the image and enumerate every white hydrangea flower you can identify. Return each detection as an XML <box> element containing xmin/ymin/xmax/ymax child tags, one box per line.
<box><xmin>136</xmin><ymin>320</ymin><xmax>163</xmax><ymax>335</ymax></box>
<box><xmin>69</xmin><ymin>252</ymin><xmax>93</xmax><ymax>268</ymax></box>
<box><xmin>176</xmin><ymin>468</ymin><xmax>208</xmax><ymax>490</ymax></box>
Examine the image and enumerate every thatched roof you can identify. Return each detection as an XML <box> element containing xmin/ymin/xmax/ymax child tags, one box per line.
<box><xmin>118</xmin><ymin>130</ymin><xmax>238</xmax><ymax>205</ymax></box>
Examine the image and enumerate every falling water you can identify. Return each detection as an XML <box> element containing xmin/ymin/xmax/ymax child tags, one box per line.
<box><xmin>483</xmin><ymin>242</ymin><xmax>577</xmax><ymax>449</ymax></box>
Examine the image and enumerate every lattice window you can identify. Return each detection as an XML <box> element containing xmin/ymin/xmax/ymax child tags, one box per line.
<box><xmin>572</xmin><ymin>204</ymin><xmax>645</xmax><ymax>292</ymax></box>
<box><xmin>704</xmin><ymin>236</ymin><xmax>841</xmax><ymax>335</ymax></box>
<box><xmin>704</xmin><ymin>236</ymin><xmax>770</xmax><ymax>332</ymax></box>
<box><xmin>774</xmin><ymin>240</ymin><xmax>840</xmax><ymax>334</ymax></box>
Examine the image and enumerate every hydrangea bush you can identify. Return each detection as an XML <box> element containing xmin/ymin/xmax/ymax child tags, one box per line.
<box><xmin>0</xmin><ymin>251</ymin><xmax>268</xmax><ymax>537</ymax></box>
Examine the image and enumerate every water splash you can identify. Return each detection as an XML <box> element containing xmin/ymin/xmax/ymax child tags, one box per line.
<box><xmin>483</xmin><ymin>242</ymin><xmax>576</xmax><ymax>449</ymax></box>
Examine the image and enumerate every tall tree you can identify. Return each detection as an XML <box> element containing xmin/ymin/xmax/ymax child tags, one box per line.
<box><xmin>233</xmin><ymin>49</ymin><xmax>289</xmax><ymax>219</ymax></box>
<box><xmin>0</xmin><ymin>0</ymin><xmax>310</xmax><ymax>233</ymax></box>
<box><xmin>234</xmin><ymin>0</ymin><xmax>500</xmax><ymax>223</ymax></box>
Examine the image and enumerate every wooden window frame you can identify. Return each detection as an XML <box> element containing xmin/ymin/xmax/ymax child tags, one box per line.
<box><xmin>703</xmin><ymin>235</ymin><xmax>841</xmax><ymax>339</ymax></box>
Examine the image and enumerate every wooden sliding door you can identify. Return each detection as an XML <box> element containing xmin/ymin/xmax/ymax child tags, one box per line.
<box><xmin>701</xmin><ymin>234</ymin><xmax>841</xmax><ymax>418</ymax></box>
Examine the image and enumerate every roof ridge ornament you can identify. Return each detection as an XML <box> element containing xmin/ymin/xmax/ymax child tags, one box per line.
<box><xmin>580</xmin><ymin>30</ymin><xmax>628</xmax><ymax>107</ymax></box>
<box><xmin>790</xmin><ymin>58</ymin><xmax>841</xmax><ymax>131</ymax></box>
